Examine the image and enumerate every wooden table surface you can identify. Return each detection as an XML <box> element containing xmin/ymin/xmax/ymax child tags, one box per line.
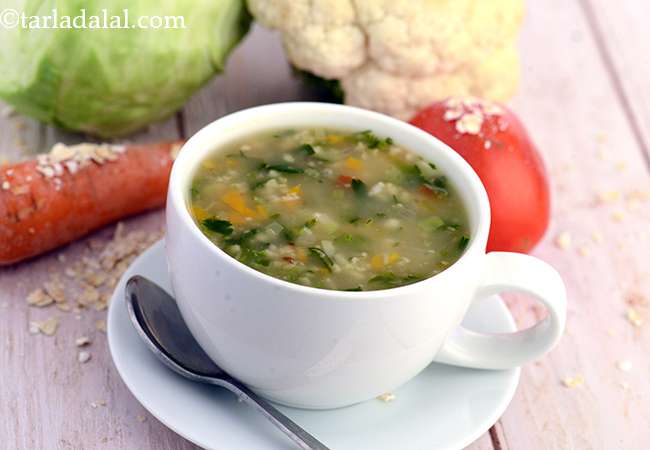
<box><xmin>2</xmin><ymin>1</ymin><xmax>650</xmax><ymax>449</ymax></box>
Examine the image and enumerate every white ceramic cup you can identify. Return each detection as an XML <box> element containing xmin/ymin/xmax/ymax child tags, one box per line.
<box><xmin>166</xmin><ymin>102</ymin><xmax>567</xmax><ymax>410</ymax></box>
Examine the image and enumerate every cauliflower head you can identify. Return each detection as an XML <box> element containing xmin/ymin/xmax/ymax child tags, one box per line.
<box><xmin>247</xmin><ymin>0</ymin><xmax>524</xmax><ymax>119</ymax></box>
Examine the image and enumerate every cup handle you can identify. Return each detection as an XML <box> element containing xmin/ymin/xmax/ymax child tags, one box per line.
<box><xmin>434</xmin><ymin>252</ymin><xmax>567</xmax><ymax>370</ymax></box>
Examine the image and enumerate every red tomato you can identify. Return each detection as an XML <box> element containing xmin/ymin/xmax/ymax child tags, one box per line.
<box><xmin>409</xmin><ymin>98</ymin><xmax>550</xmax><ymax>253</ymax></box>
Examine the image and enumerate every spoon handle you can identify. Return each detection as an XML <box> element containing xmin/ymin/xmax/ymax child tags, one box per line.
<box><xmin>223</xmin><ymin>380</ymin><xmax>330</xmax><ymax>450</ymax></box>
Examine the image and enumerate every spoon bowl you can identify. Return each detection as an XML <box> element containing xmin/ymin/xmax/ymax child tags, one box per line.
<box><xmin>125</xmin><ymin>275</ymin><xmax>329</xmax><ymax>450</ymax></box>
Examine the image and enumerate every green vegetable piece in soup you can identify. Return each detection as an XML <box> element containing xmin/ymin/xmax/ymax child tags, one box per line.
<box><xmin>189</xmin><ymin>128</ymin><xmax>469</xmax><ymax>291</ymax></box>
<box><xmin>202</xmin><ymin>218</ymin><xmax>233</xmax><ymax>236</ymax></box>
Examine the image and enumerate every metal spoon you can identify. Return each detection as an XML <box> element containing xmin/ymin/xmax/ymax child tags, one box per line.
<box><xmin>125</xmin><ymin>275</ymin><xmax>329</xmax><ymax>450</ymax></box>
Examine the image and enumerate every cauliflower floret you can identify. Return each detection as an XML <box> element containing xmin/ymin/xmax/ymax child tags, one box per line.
<box><xmin>249</xmin><ymin>0</ymin><xmax>365</xmax><ymax>78</ymax></box>
<box><xmin>247</xmin><ymin>0</ymin><xmax>524</xmax><ymax>119</ymax></box>
<box><xmin>344</xmin><ymin>45</ymin><xmax>520</xmax><ymax>119</ymax></box>
<box><xmin>283</xmin><ymin>24</ymin><xmax>366</xmax><ymax>79</ymax></box>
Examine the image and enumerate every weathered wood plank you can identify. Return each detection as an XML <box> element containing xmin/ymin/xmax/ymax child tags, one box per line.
<box><xmin>0</xmin><ymin>106</ymin><xmax>199</xmax><ymax>448</ymax></box>
<box><xmin>0</xmin><ymin>103</ymin><xmax>43</xmax><ymax>162</ymax></box>
<box><xmin>497</xmin><ymin>0</ymin><xmax>650</xmax><ymax>449</ymax></box>
<box><xmin>581</xmin><ymin>0</ymin><xmax>650</xmax><ymax>164</ymax></box>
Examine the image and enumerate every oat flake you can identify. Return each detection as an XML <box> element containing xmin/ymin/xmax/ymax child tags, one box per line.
<box><xmin>377</xmin><ymin>392</ymin><xmax>396</xmax><ymax>403</ymax></box>
<box><xmin>78</xmin><ymin>351</ymin><xmax>92</xmax><ymax>364</ymax></box>
<box><xmin>555</xmin><ymin>231</ymin><xmax>572</xmax><ymax>250</ymax></box>
<box><xmin>75</xmin><ymin>336</ymin><xmax>92</xmax><ymax>347</ymax></box>
<box><xmin>616</xmin><ymin>360</ymin><xmax>632</xmax><ymax>372</ymax></box>
<box><xmin>562</xmin><ymin>375</ymin><xmax>584</xmax><ymax>388</ymax></box>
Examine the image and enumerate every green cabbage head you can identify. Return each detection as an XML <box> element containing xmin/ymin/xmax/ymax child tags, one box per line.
<box><xmin>0</xmin><ymin>0</ymin><xmax>251</xmax><ymax>137</ymax></box>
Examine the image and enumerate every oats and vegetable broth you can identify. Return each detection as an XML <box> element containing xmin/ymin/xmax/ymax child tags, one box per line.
<box><xmin>189</xmin><ymin>129</ymin><xmax>470</xmax><ymax>291</ymax></box>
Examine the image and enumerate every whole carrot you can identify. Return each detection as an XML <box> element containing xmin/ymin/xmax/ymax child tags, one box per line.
<box><xmin>0</xmin><ymin>141</ymin><xmax>182</xmax><ymax>265</ymax></box>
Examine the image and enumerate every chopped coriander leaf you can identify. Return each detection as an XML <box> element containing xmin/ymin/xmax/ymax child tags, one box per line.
<box><xmin>349</xmin><ymin>217</ymin><xmax>361</xmax><ymax>224</ymax></box>
<box><xmin>190</xmin><ymin>186</ymin><xmax>199</xmax><ymax>199</ymax></box>
<box><xmin>304</xmin><ymin>218</ymin><xmax>318</xmax><ymax>228</ymax></box>
<box><xmin>259</xmin><ymin>163</ymin><xmax>305</xmax><ymax>174</ymax></box>
<box><xmin>368</xmin><ymin>272</ymin><xmax>425</xmax><ymax>288</ymax></box>
<box><xmin>308</xmin><ymin>247</ymin><xmax>334</xmax><ymax>271</ymax></box>
<box><xmin>344</xmin><ymin>286</ymin><xmax>363</xmax><ymax>291</ymax></box>
<box><xmin>351</xmin><ymin>178</ymin><xmax>367</xmax><ymax>197</ymax></box>
<box><xmin>433</xmin><ymin>176</ymin><xmax>447</xmax><ymax>189</ymax></box>
<box><xmin>224</xmin><ymin>228</ymin><xmax>258</xmax><ymax>245</ymax></box>
<box><xmin>422</xmin><ymin>182</ymin><xmax>448</xmax><ymax>197</ymax></box>
<box><xmin>281</xmin><ymin>225</ymin><xmax>295</xmax><ymax>244</ymax></box>
<box><xmin>201</xmin><ymin>218</ymin><xmax>233</xmax><ymax>236</ymax></box>
<box><xmin>251</xmin><ymin>178</ymin><xmax>269</xmax><ymax>190</ymax></box>
<box><xmin>428</xmin><ymin>162</ymin><xmax>437</xmax><ymax>170</ymax></box>
<box><xmin>239</xmin><ymin>248</ymin><xmax>270</xmax><ymax>267</ymax></box>
<box><xmin>295</xmin><ymin>143</ymin><xmax>315</xmax><ymax>156</ymax></box>
<box><xmin>458</xmin><ymin>235</ymin><xmax>470</xmax><ymax>250</ymax></box>
<box><xmin>355</xmin><ymin>130</ymin><xmax>393</xmax><ymax>150</ymax></box>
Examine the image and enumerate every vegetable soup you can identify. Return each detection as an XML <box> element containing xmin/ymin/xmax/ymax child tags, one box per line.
<box><xmin>188</xmin><ymin>128</ymin><xmax>470</xmax><ymax>291</ymax></box>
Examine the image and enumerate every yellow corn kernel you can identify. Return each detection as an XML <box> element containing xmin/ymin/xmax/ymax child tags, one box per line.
<box><xmin>344</xmin><ymin>157</ymin><xmax>362</xmax><ymax>171</ymax></box>
<box><xmin>256</xmin><ymin>204</ymin><xmax>268</xmax><ymax>219</ymax></box>
<box><xmin>387</xmin><ymin>252</ymin><xmax>400</xmax><ymax>265</ymax></box>
<box><xmin>370</xmin><ymin>255</ymin><xmax>384</xmax><ymax>271</ymax></box>
<box><xmin>192</xmin><ymin>207</ymin><xmax>209</xmax><ymax>221</ymax></box>
<box><xmin>371</xmin><ymin>253</ymin><xmax>400</xmax><ymax>271</ymax></box>
<box><xmin>222</xmin><ymin>191</ymin><xmax>256</xmax><ymax>217</ymax></box>
<box><xmin>327</xmin><ymin>134</ymin><xmax>344</xmax><ymax>144</ymax></box>
<box><xmin>288</xmin><ymin>185</ymin><xmax>302</xmax><ymax>195</ymax></box>
<box><xmin>295</xmin><ymin>247</ymin><xmax>308</xmax><ymax>262</ymax></box>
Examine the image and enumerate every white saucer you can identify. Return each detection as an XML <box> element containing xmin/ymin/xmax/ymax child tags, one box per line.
<box><xmin>108</xmin><ymin>240</ymin><xmax>519</xmax><ymax>450</ymax></box>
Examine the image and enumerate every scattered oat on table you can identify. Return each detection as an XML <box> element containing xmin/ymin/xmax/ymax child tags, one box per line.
<box><xmin>23</xmin><ymin>222</ymin><xmax>162</xmax><ymax>336</ymax></box>
<box><xmin>95</xmin><ymin>319</ymin><xmax>107</xmax><ymax>333</ymax></box>
<box><xmin>611</xmin><ymin>211</ymin><xmax>625</xmax><ymax>222</ymax></box>
<box><xmin>578</xmin><ymin>246</ymin><xmax>590</xmax><ymax>257</ymax></box>
<box><xmin>26</xmin><ymin>288</ymin><xmax>54</xmax><ymax>307</ymax></box>
<box><xmin>597</xmin><ymin>190</ymin><xmax>620</xmax><ymax>204</ymax></box>
<box><xmin>29</xmin><ymin>317</ymin><xmax>60</xmax><ymax>336</ymax></box>
<box><xmin>75</xmin><ymin>336</ymin><xmax>92</xmax><ymax>347</ymax></box>
<box><xmin>562</xmin><ymin>375</ymin><xmax>584</xmax><ymax>388</ymax></box>
<box><xmin>555</xmin><ymin>231</ymin><xmax>572</xmax><ymax>250</ymax></box>
<box><xmin>626</xmin><ymin>308</ymin><xmax>644</xmax><ymax>328</ymax></box>
<box><xmin>616</xmin><ymin>360</ymin><xmax>632</xmax><ymax>373</ymax></box>
<box><xmin>78</xmin><ymin>351</ymin><xmax>91</xmax><ymax>364</ymax></box>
